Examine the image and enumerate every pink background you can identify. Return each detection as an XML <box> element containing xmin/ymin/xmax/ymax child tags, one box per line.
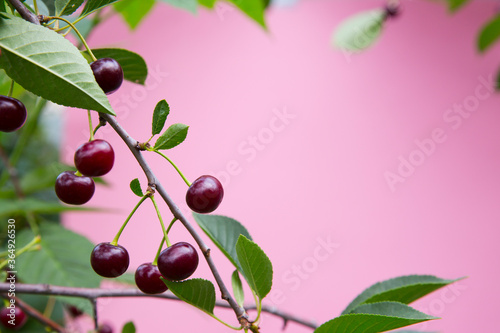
<box><xmin>62</xmin><ymin>0</ymin><xmax>500</xmax><ymax>332</ymax></box>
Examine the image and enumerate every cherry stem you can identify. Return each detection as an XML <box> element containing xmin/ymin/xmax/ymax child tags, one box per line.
<box><xmin>150</xmin><ymin>195</ymin><xmax>172</xmax><ymax>247</ymax></box>
<box><xmin>152</xmin><ymin>236</ymin><xmax>164</xmax><ymax>266</ymax></box>
<box><xmin>111</xmin><ymin>195</ymin><xmax>148</xmax><ymax>246</ymax></box>
<box><xmin>7</xmin><ymin>80</ymin><xmax>14</xmax><ymax>97</ymax></box>
<box><xmin>88</xmin><ymin>110</ymin><xmax>94</xmax><ymax>141</ymax></box>
<box><xmin>0</xmin><ymin>235</ymin><xmax>41</xmax><ymax>270</ymax></box>
<box><xmin>47</xmin><ymin>16</ymin><xmax>97</xmax><ymax>62</ymax></box>
<box><xmin>32</xmin><ymin>0</ymin><xmax>39</xmax><ymax>15</ymax></box>
<box><xmin>252</xmin><ymin>291</ymin><xmax>262</xmax><ymax>324</ymax></box>
<box><xmin>153</xmin><ymin>150</ymin><xmax>191</xmax><ymax>187</ymax></box>
<box><xmin>75</xmin><ymin>170</ymin><xmax>83</xmax><ymax>177</ymax></box>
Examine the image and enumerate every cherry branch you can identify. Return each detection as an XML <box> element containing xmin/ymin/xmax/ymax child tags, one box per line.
<box><xmin>0</xmin><ymin>283</ymin><xmax>318</xmax><ymax>330</ymax></box>
<box><xmin>100</xmin><ymin>114</ymin><xmax>251</xmax><ymax>328</ymax></box>
<box><xmin>5</xmin><ymin>0</ymin><xmax>40</xmax><ymax>24</ymax></box>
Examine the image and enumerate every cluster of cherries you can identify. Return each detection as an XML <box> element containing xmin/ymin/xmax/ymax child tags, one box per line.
<box><xmin>55</xmin><ymin>58</ymin><xmax>123</xmax><ymax>206</ymax></box>
<box><xmin>91</xmin><ymin>174</ymin><xmax>224</xmax><ymax>295</ymax></box>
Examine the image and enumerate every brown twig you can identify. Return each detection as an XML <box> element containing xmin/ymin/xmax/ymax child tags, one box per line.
<box><xmin>1</xmin><ymin>293</ymin><xmax>66</xmax><ymax>332</ymax></box>
<box><xmin>5</xmin><ymin>0</ymin><xmax>40</xmax><ymax>24</ymax></box>
<box><xmin>0</xmin><ymin>283</ymin><xmax>318</xmax><ymax>330</ymax></box>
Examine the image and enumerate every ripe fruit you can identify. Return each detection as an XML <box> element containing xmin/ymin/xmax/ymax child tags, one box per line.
<box><xmin>157</xmin><ymin>242</ymin><xmax>199</xmax><ymax>281</ymax></box>
<box><xmin>0</xmin><ymin>95</ymin><xmax>27</xmax><ymax>132</ymax></box>
<box><xmin>90</xmin><ymin>58</ymin><xmax>124</xmax><ymax>94</ymax></box>
<box><xmin>74</xmin><ymin>139</ymin><xmax>115</xmax><ymax>177</ymax></box>
<box><xmin>0</xmin><ymin>306</ymin><xmax>27</xmax><ymax>330</ymax></box>
<box><xmin>135</xmin><ymin>262</ymin><xmax>168</xmax><ymax>294</ymax></box>
<box><xmin>55</xmin><ymin>171</ymin><xmax>95</xmax><ymax>205</ymax></box>
<box><xmin>385</xmin><ymin>3</ymin><xmax>399</xmax><ymax>18</ymax></box>
<box><xmin>97</xmin><ymin>323</ymin><xmax>113</xmax><ymax>333</ymax></box>
<box><xmin>91</xmin><ymin>243</ymin><xmax>129</xmax><ymax>278</ymax></box>
<box><xmin>186</xmin><ymin>175</ymin><xmax>224</xmax><ymax>214</ymax></box>
<box><xmin>66</xmin><ymin>305</ymin><xmax>83</xmax><ymax>318</ymax></box>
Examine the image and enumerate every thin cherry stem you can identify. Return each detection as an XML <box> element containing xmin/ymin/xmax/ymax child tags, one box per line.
<box><xmin>153</xmin><ymin>150</ymin><xmax>191</xmax><ymax>187</ymax></box>
<box><xmin>33</xmin><ymin>0</ymin><xmax>39</xmax><ymax>15</ymax></box>
<box><xmin>152</xmin><ymin>236</ymin><xmax>165</xmax><ymax>266</ymax></box>
<box><xmin>208</xmin><ymin>313</ymin><xmax>242</xmax><ymax>330</ymax></box>
<box><xmin>111</xmin><ymin>195</ymin><xmax>148</xmax><ymax>246</ymax></box>
<box><xmin>88</xmin><ymin>110</ymin><xmax>94</xmax><ymax>141</ymax></box>
<box><xmin>7</xmin><ymin>80</ymin><xmax>14</xmax><ymax>97</ymax></box>
<box><xmin>47</xmin><ymin>16</ymin><xmax>97</xmax><ymax>61</ymax></box>
<box><xmin>150</xmin><ymin>195</ymin><xmax>172</xmax><ymax>247</ymax></box>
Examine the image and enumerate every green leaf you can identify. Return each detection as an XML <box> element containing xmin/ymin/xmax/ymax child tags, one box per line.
<box><xmin>0</xmin><ymin>198</ymin><xmax>91</xmax><ymax>217</ymax></box>
<box><xmin>89</xmin><ymin>48</ymin><xmax>148</xmax><ymax>85</ymax></box>
<box><xmin>16</xmin><ymin>223</ymin><xmax>102</xmax><ymax>288</ymax></box>
<box><xmin>198</xmin><ymin>0</ymin><xmax>216</xmax><ymax>8</ymax></box>
<box><xmin>160</xmin><ymin>0</ymin><xmax>197</xmax><ymax>13</ymax></box>
<box><xmin>332</xmin><ymin>9</ymin><xmax>386</xmax><ymax>51</ymax></box>
<box><xmin>151</xmin><ymin>100</ymin><xmax>170</xmax><ymax>136</ymax></box>
<box><xmin>0</xmin><ymin>270</ymin><xmax>6</xmax><ymax>282</ymax></box>
<box><xmin>315</xmin><ymin>302</ymin><xmax>438</xmax><ymax>333</ymax></box>
<box><xmin>0</xmin><ymin>15</ymin><xmax>115</xmax><ymax>115</ymax></box>
<box><xmin>0</xmin><ymin>1</ymin><xmax>6</xmax><ymax>13</ymax></box>
<box><xmin>55</xmin><ymin>0</ymin><xmax>84</xmax><ymax>16</ymax></box>
<box><xmin>40</xmin><ymin>0</ymin><xmax>56</xmax><ymax>15</ymax></box>
<box><xmin>193</xmin><ymin>213</ymin><xmax>252</xmax><ymax>271</ymax></box>
<box><xmin>447</xmin><ymin>0</ymin><xmax>470</xmax><ymax>12</ymax></box>
<box><xmin>231</xmin><ymin>270</ymin><xmax>245</xmax><ymax>307</ymax></box>
<box><xmin>235</xmin><ymin>235</ymin><xmax>272</xmax><ymax>299</ymax></box>
<box><xmin>342</xmin><ymin>275</ymin><xmax>462</xmax><ymax>315</ymax></box>
<box><xmin>154</xmin><ymin>123</ymin><xmax>189</xmax><ymax>150</ymax></box>
<box><xmin>114</xmin><ymin>0</ymin><xmax>155</xmax><ymax>30</ymax></box>
<box><xmin>478</xmin><ymin>15</ymin><xmax>500</xmax><ymax>53</ymax></box>
<box><xmin>227</xmin><ymin>0</ymin><xmax>267</xmax><ymax>29</ymax></box>
<box><xmin>129</xmin><ymin>178</ymin><xmax>143</xmax><ymax>197</ymax></box>
<box><xmin>79</xmin><ymin>0</ymin><xmax>121</xmax><ymax>17</ymax></box>
<box><xmin>161</xmin><ymin>278</ymin><xmax>216</xmax><ymax>314</ymax></box>
<box><xmin>122</xmin><ymin>321</ymin><xmax>136</xmax><ymax>333</ymax></box>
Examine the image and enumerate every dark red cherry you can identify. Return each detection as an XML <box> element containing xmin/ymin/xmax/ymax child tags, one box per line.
<box><xmin>157</xmin><ymin>242</ymin><xmax>199</xmax><ymax>281</ymax></box>
<box><xmin>0</xmin><ymin>306</ymin><xmax>27</xmax><ymax>330</ymax></box>
<box><xmin>55</xmin><ymin>171</ymin><xmax>95</xmax><ymax>205</ymax></box>
<box><xmin>74</xmin><ymin>139</ymin><xmax>115</xmax><ymax>177</ymax></box>
<box><xmin>90</xmin><ymin>243</ymin><xmax>129</xmax><ymax>278</ymax></box>
<box><xmin>97</xmin><ymin>323</ymin><xmax>113</xmax><ymax>333</ymax></box>
<box><xmin>186</xmin><ymin>175</ymin><xmax>224</xmax><ymax>214</ymax></box>
<box><xmin>0</xmin><ymin>95</ymin><xmax>27</xmax><ymax>132</ymax></box>
<box><xmin>90</xmin><ymin>58</ymin><xmax>123</xmax><ymax>94</ymax></box>
<box><xmin>135</xmin><ymin>262</ymin><xmax>168</xmax><ymax>294</ymax></box>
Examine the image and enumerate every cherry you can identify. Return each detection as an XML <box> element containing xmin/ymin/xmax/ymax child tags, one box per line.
<box><xmin>0</xmin><ymin>95</ymin><xmax>27</xmax><ymax>132</ymax></box>
<box><xmin>186</xmin><ymin>175</ymin><xmax>224</xmax><ymax>214</ymax></box>
<box><xmin>97</xmin><ymin>323</ymin><xmax>113</xmax><ymax>333</ymax></box>
<box><xmin>66</xmin><ymin>305</ymin><xmax>83</xmax><ymax>318</ymax></box>
<box><xmin>157</xmin><ymin>242</ymin><xmax>199</xmax><ymax>281</ymax></box>
<box><xmin>0</xmin><ymin>306</ymin><xmax>27</xmax><ymax>330</ymax></box>
<box><xmin>90</xmin><ymin>58</ymin><xmax>124</xmax><ymax>94</ymax></box>
<box><xmin>74</xmin><ymin>139</ymin><xmax>115</xmax><ymax>177</ymax></box>
<box><xmin>135</xmin><ymin>262</ymin><xmax>168</xmax><ymax>294</ymax></box>
<box><xmin>55</xmin><ymin>171</ymin><xmax>95</xmax><ymax>205</ymax></box>
<box><xmin>90</xmin><ymin>243</ymin><xmax>129</xmax><ymax>278</ymax></box>
<box><xmin>385</xmin><ymin>3</ymin><xmax>400</xmax><ymax>18</ymax></box>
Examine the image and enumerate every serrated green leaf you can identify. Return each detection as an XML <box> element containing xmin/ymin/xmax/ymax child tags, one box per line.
<box><xmin>151</xmin><ymin>100</ymin><xmax>170</xmax><ymax>136</ymax></box>
<box><xmin>447</xmin><ymin>0</ymin><xmax>470</xmax><ymax>12</ymax></box>
<box><xmin>55</xmin><ymin>0</ymin><xmax>84</xmax><ymax>16</ymax></box>
<box><xmin>0</xmin><ymin>198</ymin><xmax>91</xmax><ymax>217</ymax></box>
<box><xmin>235</xmin><ymin>235</ymin><xmax>272</xmax><ymax>299</ymax></box>
<box><xmin>333</xmin><ymin>9</ymin><xmax>386</xmax><ymax>51</ymax></box>
<box><xmin>114</xmin><ymin>0</ymin><xmax>155</xmax><ymax>30</ymax></box>
<box><xmin>122</xmin><ymin>321</ymin><xmax>136</xmax><ymax>333</ymax></box>
<box><xmin>161</xmin><ymin>278</ymin><xmax>216</xmax><ymax>314</ymax></box>
<box><xmin>227</xmin><ymin>0</ymin><xmax>267</xmax><ymax>29</ymax></box>
<box><xmin>87</xmin><ymin>48</ymin><xmax>148</xmax><ymax>85</ymax></box>
<box><xmin>316</xmin><ymin>302</ymin><xmax>438</xmax><ymax>333</ymax></box>
<box><xmin>0</xmin><ymin>15</ymin><xmax>115</xmax><ymax>115</ymax></box>
<box><xmin>231</xmin><ymin>270</ymin><xmax>245</xmax><ymax>307</ymax></box>
<box><xmin>154</xmin><ymin>123</ymin><xmax>189</xmax><ymax>150</ymax></box>
<box><xmin>342</xmin><ymin>275</ymin><xmax>461</xmax><ymax>315</ymax></box>
<box><xmin>160</xmin><ymin>0</ymin><xmax>197</xmax><ymax>13</ymax></box>
<box><xmin>129</xmin><ymin>178</ymin><xmax>143</xmax><ymax>197</ymax></box>
<box><xmin>478</xmin><ymin>15</ymin><xmax>500</xmax><ymax>53</ymax></box>
<box><xmin>79</xmin><ymin>0</ymin><xmax>121</xmax><ymax>17</ymax></box>
<box><xmin>16</xmin><ymin>223</ymin><xmax>103</xmax><ymax>288</ymax></box>
<box><xmin>193</xmin><ymin>213</ymin><xmax>252</xmax><ymax>272</ymax></box>
<box><xmin>198</xmin><ymin>0</ymin><xmax>216</xmax><ymax>8</ymax></box>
